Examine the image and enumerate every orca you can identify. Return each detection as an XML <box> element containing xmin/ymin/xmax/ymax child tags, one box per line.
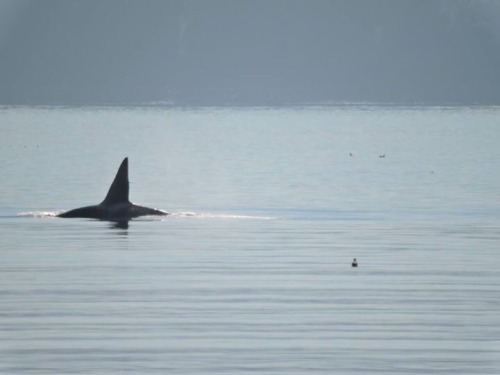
<box><xmin>58</xmin><ymin>157</ymin><xmax>167</xmax><ymax>222</ymax></box>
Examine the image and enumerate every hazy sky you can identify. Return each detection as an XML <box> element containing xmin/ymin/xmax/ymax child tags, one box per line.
<box><xmin>1</xmin><ymin>0</ymin><xmax>499</xmax><ymax>106</ymax></box>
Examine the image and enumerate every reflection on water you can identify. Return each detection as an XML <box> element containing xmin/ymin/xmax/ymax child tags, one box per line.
<box><xmin>110</xmin><ymin>220</ymin><xmax>129</xmax><ymax>230</ymax></box>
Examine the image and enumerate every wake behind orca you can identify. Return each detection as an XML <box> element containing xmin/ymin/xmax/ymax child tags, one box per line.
<box><xmin>58</xmin><ymin>157</ymin><xmax>167</xmax><ymax>222</ymax></box>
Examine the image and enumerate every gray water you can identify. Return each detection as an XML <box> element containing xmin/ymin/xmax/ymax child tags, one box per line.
<box><xmin>1</xmin><ymin>106</ymin><xmax>499</xmax><ymax>374</ymax></box>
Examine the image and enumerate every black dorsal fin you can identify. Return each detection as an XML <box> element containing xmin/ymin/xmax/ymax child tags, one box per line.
<box><xmin>102</xmin><ymin>157</ymin><xmax>130</xmax><ymax>205</ymax></box>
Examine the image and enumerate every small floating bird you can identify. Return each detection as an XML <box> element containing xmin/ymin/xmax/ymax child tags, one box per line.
<box><xmin>351</xmin><ymin>258</ymin><xmax>358</xmax><ymax>267</ymax></box>
<box><xmin>379</xmin><ymin>154</ymin><xmax>385</xmax><ymax>158</ymax></box>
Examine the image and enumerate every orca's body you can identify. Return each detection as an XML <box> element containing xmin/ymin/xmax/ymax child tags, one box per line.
<box><xmin>58</xmin><ymin>158</ymin><xmax>167</xmax><ymax>221</ymax></box>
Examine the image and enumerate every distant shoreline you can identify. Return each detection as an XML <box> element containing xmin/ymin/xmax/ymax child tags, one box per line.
<box><xmin>1</xmin><ymin>101</ymin><xmax>500</xmax><ymax>110</ymax></box>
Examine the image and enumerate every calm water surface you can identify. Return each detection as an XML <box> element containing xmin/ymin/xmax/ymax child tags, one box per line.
<box><xmin>1</xmin><ymin>106</ymin><xmax>499</xmax><ymax>374</ymax></box>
